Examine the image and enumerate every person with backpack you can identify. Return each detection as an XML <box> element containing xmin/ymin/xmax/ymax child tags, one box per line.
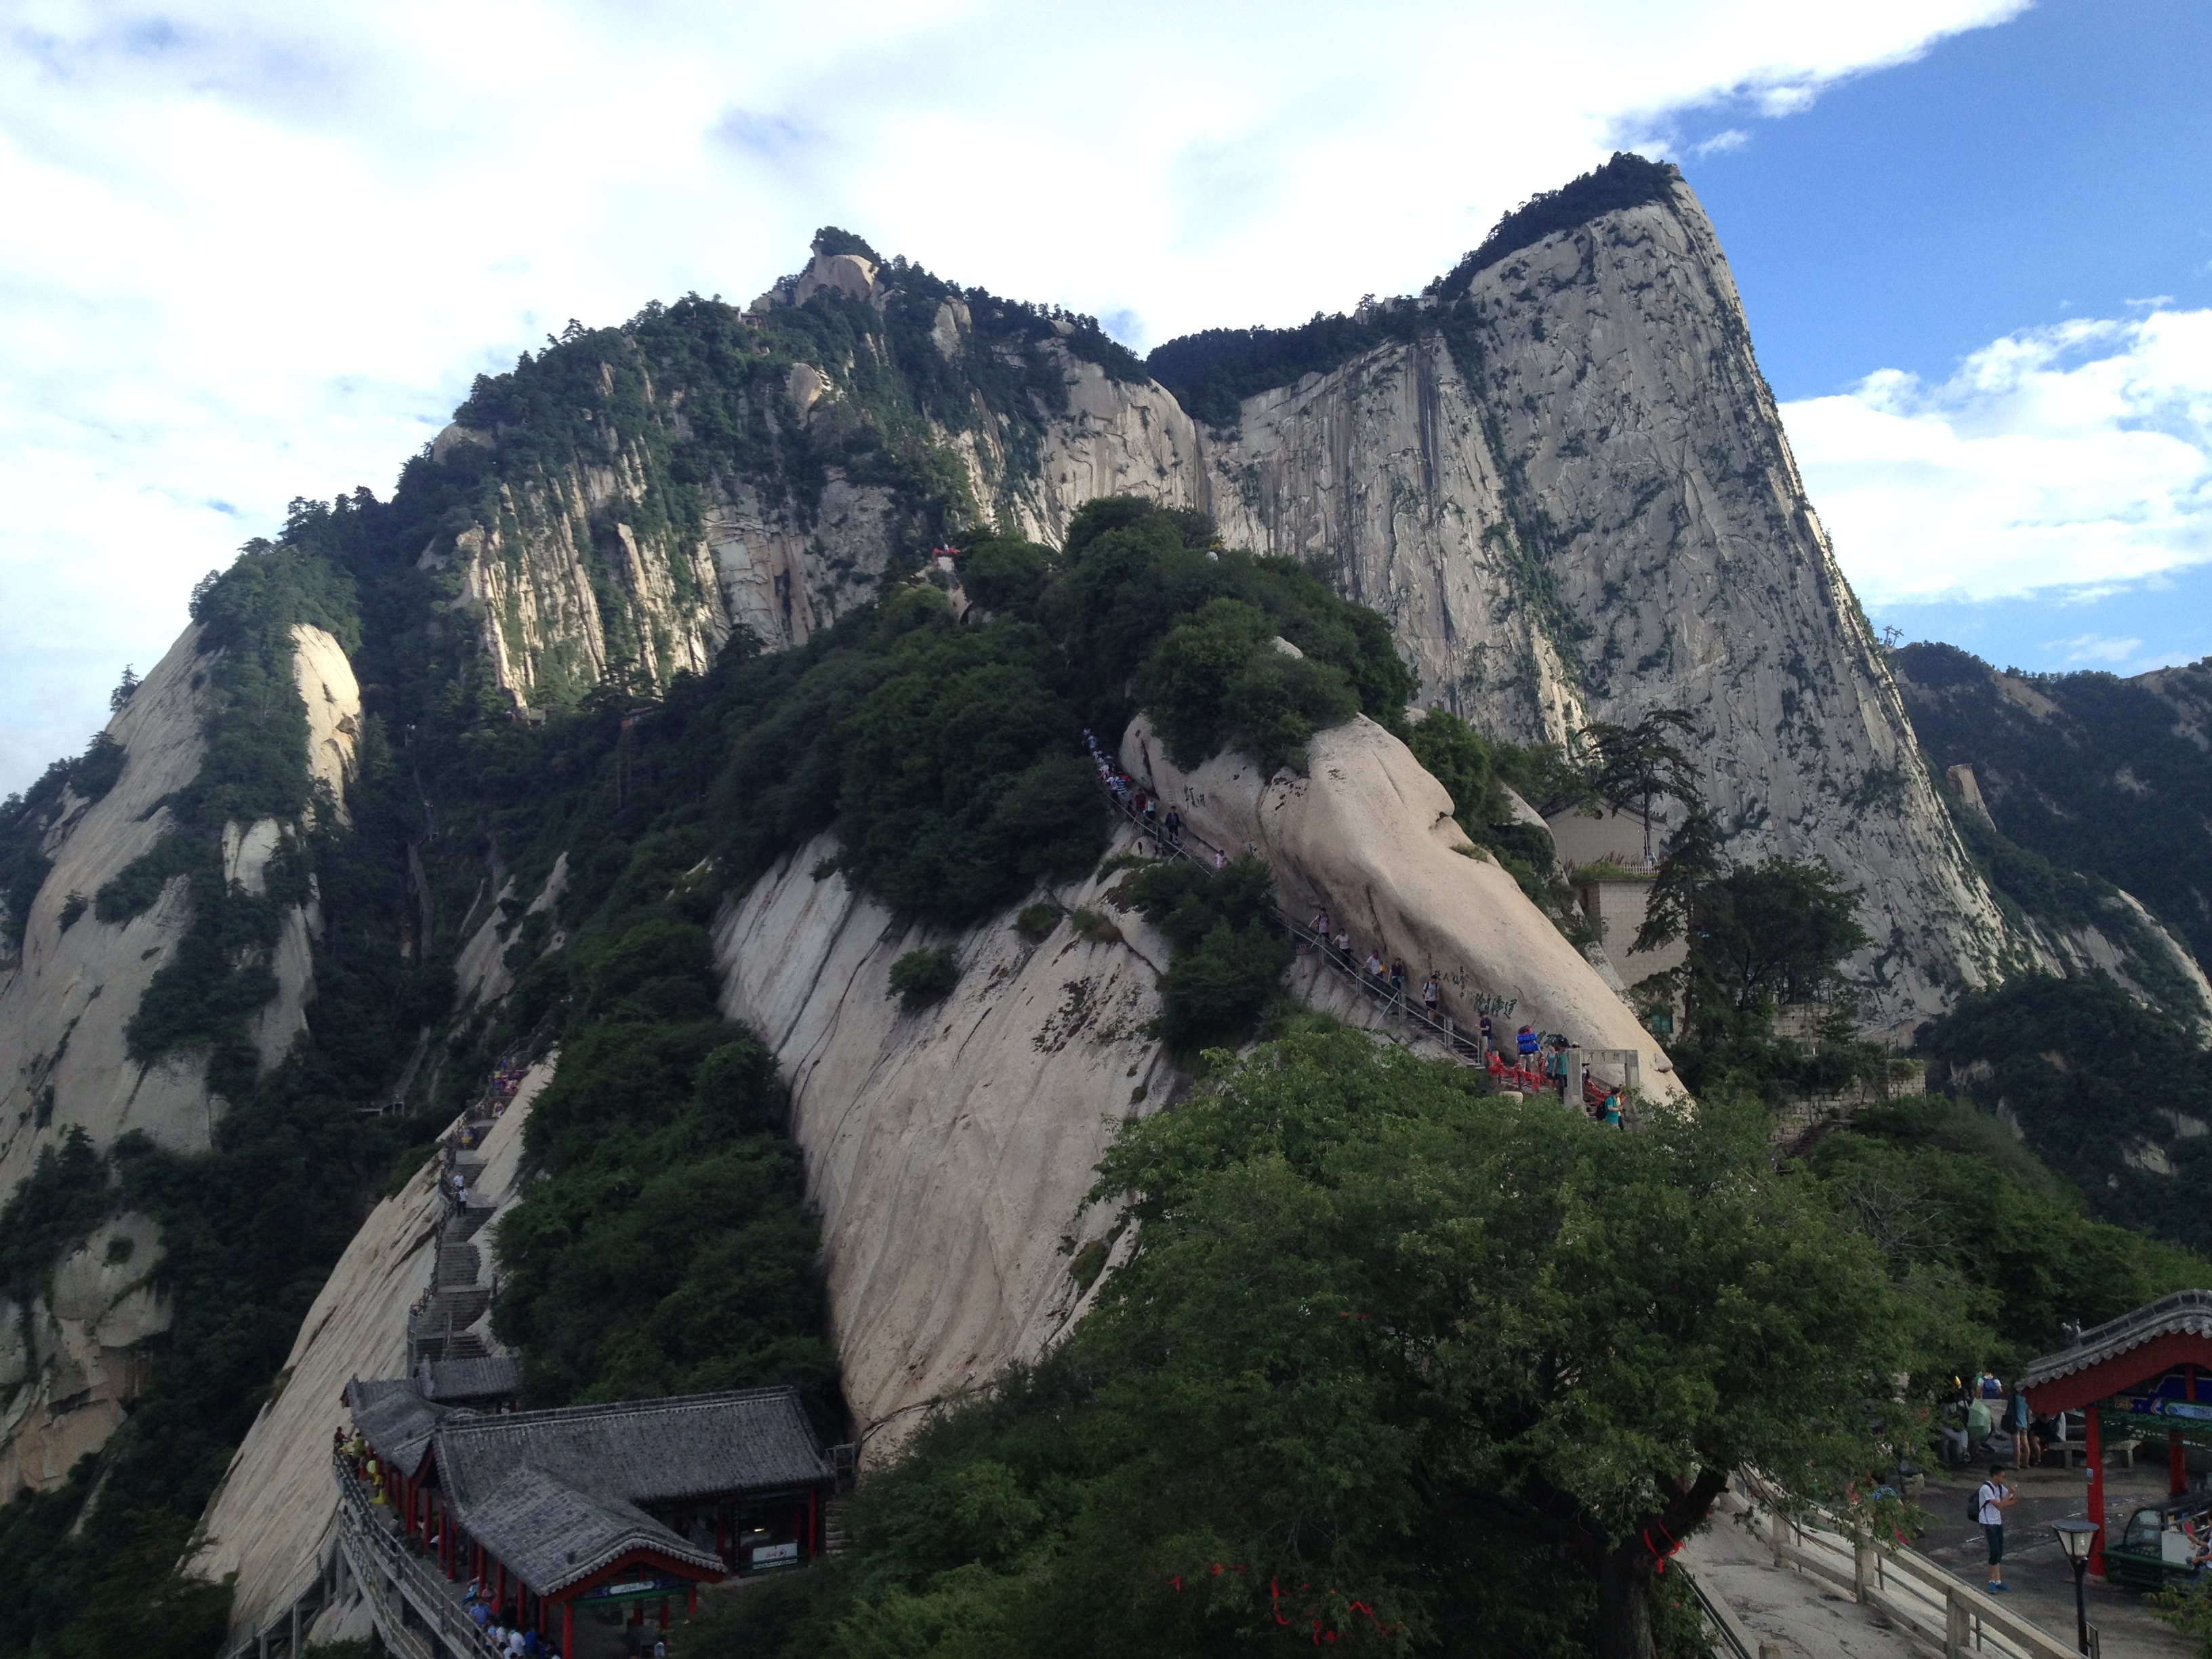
<box><xmin>1976</xmin><ymin>1465</ymin><xmax>2018</xmax><ymax>1592</ymax></box>
<box><xmin>1965</xmin><ymin>1392</ymin><xmax>1994</xmax><ymax>1458</ymax></box>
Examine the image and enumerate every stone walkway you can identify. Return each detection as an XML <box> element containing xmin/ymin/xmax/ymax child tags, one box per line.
<box><xmin>1684</xmin><ymin>1510</ymin><xmax>1925</xmax><ymax>1659</ymax></box>
<box><xmin>1914</xmin><ymin>1463</ymin><xmax>2194</xmax><ymax>1658</ymax></box>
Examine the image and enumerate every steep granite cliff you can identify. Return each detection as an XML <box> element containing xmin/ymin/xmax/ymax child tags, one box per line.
<box><xmin>1177</xmin><ymin>175</ymin><xmax>2018</xmax><ymax>1038</ymax></box>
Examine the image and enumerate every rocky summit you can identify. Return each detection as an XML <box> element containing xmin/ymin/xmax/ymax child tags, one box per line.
<box><xmin>1</xmin><ymin>155</ymin><xmax>2205</xmax><ymax>1659</ymax></box>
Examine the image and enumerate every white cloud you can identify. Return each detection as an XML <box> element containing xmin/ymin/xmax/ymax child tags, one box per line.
<box><xmin>0</xmin><ymin>0</ymin><xmax>2030</xmax><ymax>792</ymax></box>
<box><xmin>1782</xmin><ymin>308</ymin><xmax>2212</xmax><ymax>606</ymax></box>
<box><xmin>2055</xmin><ymin>633</ymin><xmax>2144</xmax><ymax>663</ymax></box>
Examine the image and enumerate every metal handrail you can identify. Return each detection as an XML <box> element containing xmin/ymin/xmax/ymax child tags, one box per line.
<box><xmin>331</xmin><ymin>1454</ymin><xmax>510</xmax><ymax>1659</ymax></box>
<box><xmin>1738</xmin><ymin>1471</ymin><xmax>2085</xmax><ymax>1659</ymax></box>
<box><xmin>1094</xmin><ymin>772</ymin><xmax>1500</xmax><ymax>1063</ymax></box>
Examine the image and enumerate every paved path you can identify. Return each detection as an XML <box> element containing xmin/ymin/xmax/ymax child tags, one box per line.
<box><xmin>1914</xmin><ymin>1464</ymin><xmax>2194</xmax><ymax>1658</ymax></box>
<box><xmin>1685</xmin><ymin>1509</ymin><xmax>1924</xmax><ymax>1659</ymax></box>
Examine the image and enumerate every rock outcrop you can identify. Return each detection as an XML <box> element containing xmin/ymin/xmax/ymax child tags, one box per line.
<box><xmin>0</xmin><ymin>1212</ymin><xmax>171</xmax><ymax>1497</ymax></box>
<box><xmin>716</xmin><ymin>829</ymin><xmax>1171</xmax><ymax>1456</ymax></box>
<box><xmin>192</xmin><ymin>1060</ymin><xmax>551</xmax><ymax>1642</ymax></box>
<box><xmin>1189</xmin><ymin>181</ymin><xmax>2015</xmax><ymax>1039</ymax></box>
<box><xmin>0</xmin><ymin>629</ymin><xmax>216</xmax><ymax>1197</ymax></box>
<box><xmin>1120</xmin><ymin>715</ymin><xmax>1683</xmax><ymax>1100</ymax></box>
<box><xmin>0</xmin><ymin>622</ymin><xmax>358</xmax><ymax>1495</ymax></box>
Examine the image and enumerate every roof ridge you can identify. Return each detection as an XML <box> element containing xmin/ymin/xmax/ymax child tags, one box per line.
<box><xmin>435</xmin><ymin>1384</ymin><xmax>802</xmax><ymax>1435</ymax></box>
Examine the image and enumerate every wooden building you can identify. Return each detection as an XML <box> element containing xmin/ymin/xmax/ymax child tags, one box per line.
<box><xmin>344</xmin><ymin>1379</ymin><xmax>836</xmax><ymax>1654</ymax></box>
<box><xmin>2021</xmin><ymin>1288</ymin><xmax>2212</xmax><ymax>1576</ymax></box>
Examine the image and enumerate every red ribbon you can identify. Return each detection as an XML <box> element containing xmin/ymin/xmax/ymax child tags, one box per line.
<box><xmin>1643</xmin><ymin>1520</ymin><xmax>1682</xmax><ymax>1574</ymax></box>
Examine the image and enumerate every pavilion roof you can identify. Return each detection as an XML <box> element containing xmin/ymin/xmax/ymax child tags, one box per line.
<box><xmin>456</xmin><ymin>1464</ymin><xmax>722</xmax><ymax>1596</ymax></box>
<box><xmin>2020</xmin><ymin>1289</ymin><xmax>2212</xmax><ymax>1394</ymax></box>
<box><xmin>417</xmin><ymin>1353</ymin><xmax>523</xmax><ymax>1404</ymax></box>
<box><xmin>346</xmin><ymin>1375</ymin><xmax>450</xmax><ymax>1479</ymax></box>
<box><xmin>432</xmin><ymin>1386</ymin><xmax>833</xmax><ymax>1512</ymax></box>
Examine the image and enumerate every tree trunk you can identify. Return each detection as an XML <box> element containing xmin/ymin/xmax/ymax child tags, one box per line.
<box><xmin>1596</xmin><ymin>1540</ymin><xmax>1657</xmax><ymax>1659</ymax></box>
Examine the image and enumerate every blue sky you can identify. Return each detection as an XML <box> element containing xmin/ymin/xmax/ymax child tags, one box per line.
<box><xmin>1671</xmin><ymin>0</ymin><xmax>2212</xmax><ymax>675</ymax></box>
<box><xmin>1</xmin><ymin>1</ymin><xmax>2205</xmax><ymax>796</ymax></box>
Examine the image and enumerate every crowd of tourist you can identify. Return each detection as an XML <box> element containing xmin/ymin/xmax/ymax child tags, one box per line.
<box><xmin>1081</xmin><ymin>731</ymin><xmax>1630</xmax><ymax>1126</ymax></box>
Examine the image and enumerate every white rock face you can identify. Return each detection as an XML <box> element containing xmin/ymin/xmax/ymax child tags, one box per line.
<box><xmin>0</xmin><ymin>622</ymin><xmax>357</xmax><ymax>1492</ymax></box>
<box><xmin>1189</xmin><ymin>184</ymin><xmax>2015</xmax><ymax>1038</ymax></box>
<box><xmin>0</xmin><ymin>628</ymin><xmax>218</xmax><ymax>1197</ymax></box>
<box><xmin>293</xmin><ymin>623</ymin><xmax>361</xmax><ymax>825</ymax></box>
<box><xmin>716</xmin><ymin>830</ymin><xmax>1170</xmax><ymax>1458</ymax></box>
<box><xmin>452</xmin><ymin>854</ymin><xmax>569</xmax><ymax>1011</ymax></box>
<box><xmin>192</xmin><ymin>1061</ymin><xmax>552</xmax><ymax>1641</ymax></box>
<box><xmin>1120</xmin><ymin>715</ymin><xmax>1682</xmax><ymax>1099</ymax></box>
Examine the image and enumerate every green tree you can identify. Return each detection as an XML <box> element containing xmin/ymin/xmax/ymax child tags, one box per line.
<box><xmin>1580</xmin><ymin>708</ymin><xmax>1697</xmax><ymax>867</ymax></box>
<box><xmin>724</xmin><ymin>1029</ymin><xmax>1939</xmax><ymax>1659</ymax></box>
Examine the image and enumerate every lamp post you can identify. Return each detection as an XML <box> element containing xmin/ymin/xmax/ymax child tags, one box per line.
<box><xmin>2051</xmin><ymin>1517</ymin><xmax>2100</xmax><ymax>1655</ymax></box>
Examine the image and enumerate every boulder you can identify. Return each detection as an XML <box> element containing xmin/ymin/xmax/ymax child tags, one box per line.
<box><xmin>1120</xmin><ymin>713</ymin><xmax>1682</xmax><ymax>1100</ymax></box>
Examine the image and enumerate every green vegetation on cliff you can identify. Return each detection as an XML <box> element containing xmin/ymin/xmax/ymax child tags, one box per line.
<box><xmin>696</xmin><ymin>1027</ymin><xmax>1931</xmax><ymax>1659</ymax></box>
<box><xmin>1896</xmin><ymin>640</ymin><xmax>2212</xmax><ymax>972</ymax></box>
<box><xmin>1145</xmin><ymin>152</ymin><xmax>1680</xmax><ymax>430</ymax></box>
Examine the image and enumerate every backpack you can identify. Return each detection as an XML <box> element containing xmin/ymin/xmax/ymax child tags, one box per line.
<box><xmin>1969</xmin><ymin>1482</ymin><xmax>1996</xmax><ymax>1525</ymax></box>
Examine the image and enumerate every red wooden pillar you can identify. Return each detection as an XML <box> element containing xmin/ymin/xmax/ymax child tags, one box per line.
<box><xmin>807</xmin><ymin>1488</ymin><xmax>818</xmax><ymax>1562</ymax></box>
<box><xmin>562</xmin><ymin>1600</ymin><xmax>574</xmax><ymax>1659</ymax></box>
<box><xmin>2087</xmin><ymin>1404</ymin><xmax>2108</xmax><ymax>1576</ymax></box>
<box><xmin>687</xmin><ymin>1582</ymin><xmax>698</xmax><ymax>1620</ymax></box>
<box><xmin>659</xmin><ymin>1597</ymin><xmax>670</xmax><ymax>1631</ymax></box>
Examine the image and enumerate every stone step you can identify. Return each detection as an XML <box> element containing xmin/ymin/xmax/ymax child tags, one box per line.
<box><xmin>422</xmin><ymin>1286</ymin><xmax>491</xmax><ymax>1330</ymax></box>
<box><xmin>436</xmin><ymin>1242</ymin><xmax>480</xmax><ymax>1288</ymax></box>
<box><xmin>445</xmin><ymin>1205</ymin><xmax>493</xmax><ymax>1241</ymax></box>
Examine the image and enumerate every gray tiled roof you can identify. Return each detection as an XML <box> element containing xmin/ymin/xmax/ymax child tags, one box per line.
<box><xmin>457</xmin><ymin>1464</ymin><xmax>722</xmax><ymax>1595</ymax></box>
<box><xmin>2021</xmin><ymin>1290</ymin><xmax>2212</xmax><ymax>1392</ymax></box>
<box><xmin>346</xmin><ymin>1375</ymin><xmax>451</xmax><ymax>1478</ymax></box>
<box><xmin>434</xmin><ymin>1386</ymin><xmax>833</xmax><ymax>1511</ymax></box>
<box><xmin>417</xmin><ymin>1353</ymin><xmax>523</xmax><ymax>1402</ymax></box>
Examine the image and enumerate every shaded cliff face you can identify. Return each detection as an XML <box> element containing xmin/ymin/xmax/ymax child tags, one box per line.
<box><xmin>1897</xmin><ymin>642</ymin><xmax>2212</xmax><ymax>992</ymax></box>
<box><xmin>0</xmin><ymin>617</ymin><xmax>359</xmax><ymax>1498</ymax></box>
<box><xmin>424</xmin><ymin>254</ymin><xmax>1200</xmax><ymax>700</ymax></box>
<box><xmin>413</xmin><ymin>213</ymin><xmax>2017</xmax><ymax>1038</ymax></box>
<box><xmin>1181</xmin><ymin>183</ymin><xmax>2015</xmax><ymax>1037</ymax></box>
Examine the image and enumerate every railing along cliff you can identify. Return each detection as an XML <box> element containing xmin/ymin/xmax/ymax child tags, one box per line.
<box><xmin>1094</xmin><ymin>764</ymin><xmax>1637</xmax><ymax>1111</ymax></box>
<box><xmin>329</xmin><ymin>1454</ymin><xmax>512</xmax><ymax>1659</ymax></box>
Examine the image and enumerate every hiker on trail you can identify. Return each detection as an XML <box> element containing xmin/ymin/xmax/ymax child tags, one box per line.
<box><xmin>1389</xmin><ymin>959</ymin><xmax>1407</xmax><ymax>998</ymax></box>
<box><xmin>1517</xmin><ymin>1025</ymin><xmax>1539</xmax><ymax>1063</ymax></box>
<box><xmin>1479</xmin><ymin>1012</ymin><xmax>1494</xmax><ymax>1054</ymax></box>
<box><xmin>1602</xmin><ymin>1088</ymin><xmax>1623</xmax><ymax>1127</ymax></box>
<box><xmin>1163</xmin><ymin>807</ymin><xmax>1182</xmax><ymax>846</ymax></box>
<box><xmin>1214</xmin><ymin>849</ymin><xmax>1227</xmax><ymax>870</ymax></box>
<box><xmin>1978</xmin><ymin>1465</ymin><xmax>2018</xmax><ymax>1592</ymax></box>
<box><xmin>1334</xmin><ymin>928</ymin><xmax>1352</xmax><ymax>962</ymax></box>
<box><xmin>1422</xmin><ymin>975</ymin><xmax>1441</xmax><ymax>1017</ymax></box>
<box><xmin>1366</xmin><ymin>951</ymin><xmax>1386</xmax><ymax>979</ymax></box>
<box><xmin>1978</xmin><ymin>1369</ymin><xmax>2003</xmax><ymax>1401</ymax></box>
<box><xmin>1311</xmin><ymin>908</ymin><xmax>1330</xmax><ymax>939</ymax></box>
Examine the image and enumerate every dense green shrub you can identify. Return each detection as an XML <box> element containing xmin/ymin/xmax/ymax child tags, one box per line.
<box><xmin>888</xmin><ymin>945</ymin><xmax>961</xmax><ymax>1008</ymax></box>
<box><xmin>1914</xmin><ymin>975</ymin><xmax>2212</xmax><ymax>1255</ymax></box>
<box><xmin>1124</xmin><ymin>854</ymin><xmax>1290</xmax><ymax>1050</ymax></box>
<box><xmin>958</xmin><ymin>537</ymin><xmax>1050</xmax><ymax>615</ymax></box>
<box><xmin>701</xmin><ymin>1029</ymin><xmax>1941</xmax><ymax>1659</ymax></box>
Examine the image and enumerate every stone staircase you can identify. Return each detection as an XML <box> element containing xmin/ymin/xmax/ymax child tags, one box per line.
<box><xmin>407</xmin><ymin>1084</ymin><xmax>512</xmax><ymax>1367</ymax></box>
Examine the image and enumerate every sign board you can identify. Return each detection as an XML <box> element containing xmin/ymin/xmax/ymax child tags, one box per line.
<box><xmin>579</xmin><ymin>1574</ymin><xmax>685</xmax><ymax>1602</ymax></box>
<box><xmin>750</xmin><ymin>1541</ymin><xmax>800</xmax><ymax>1570</ymax></box>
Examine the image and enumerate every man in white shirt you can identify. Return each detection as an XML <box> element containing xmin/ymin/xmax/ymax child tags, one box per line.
<box><xmin>1978</xmin><ymin>1463</ymin><xmax>2018</xmax><ymax>1592</ymax></box>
